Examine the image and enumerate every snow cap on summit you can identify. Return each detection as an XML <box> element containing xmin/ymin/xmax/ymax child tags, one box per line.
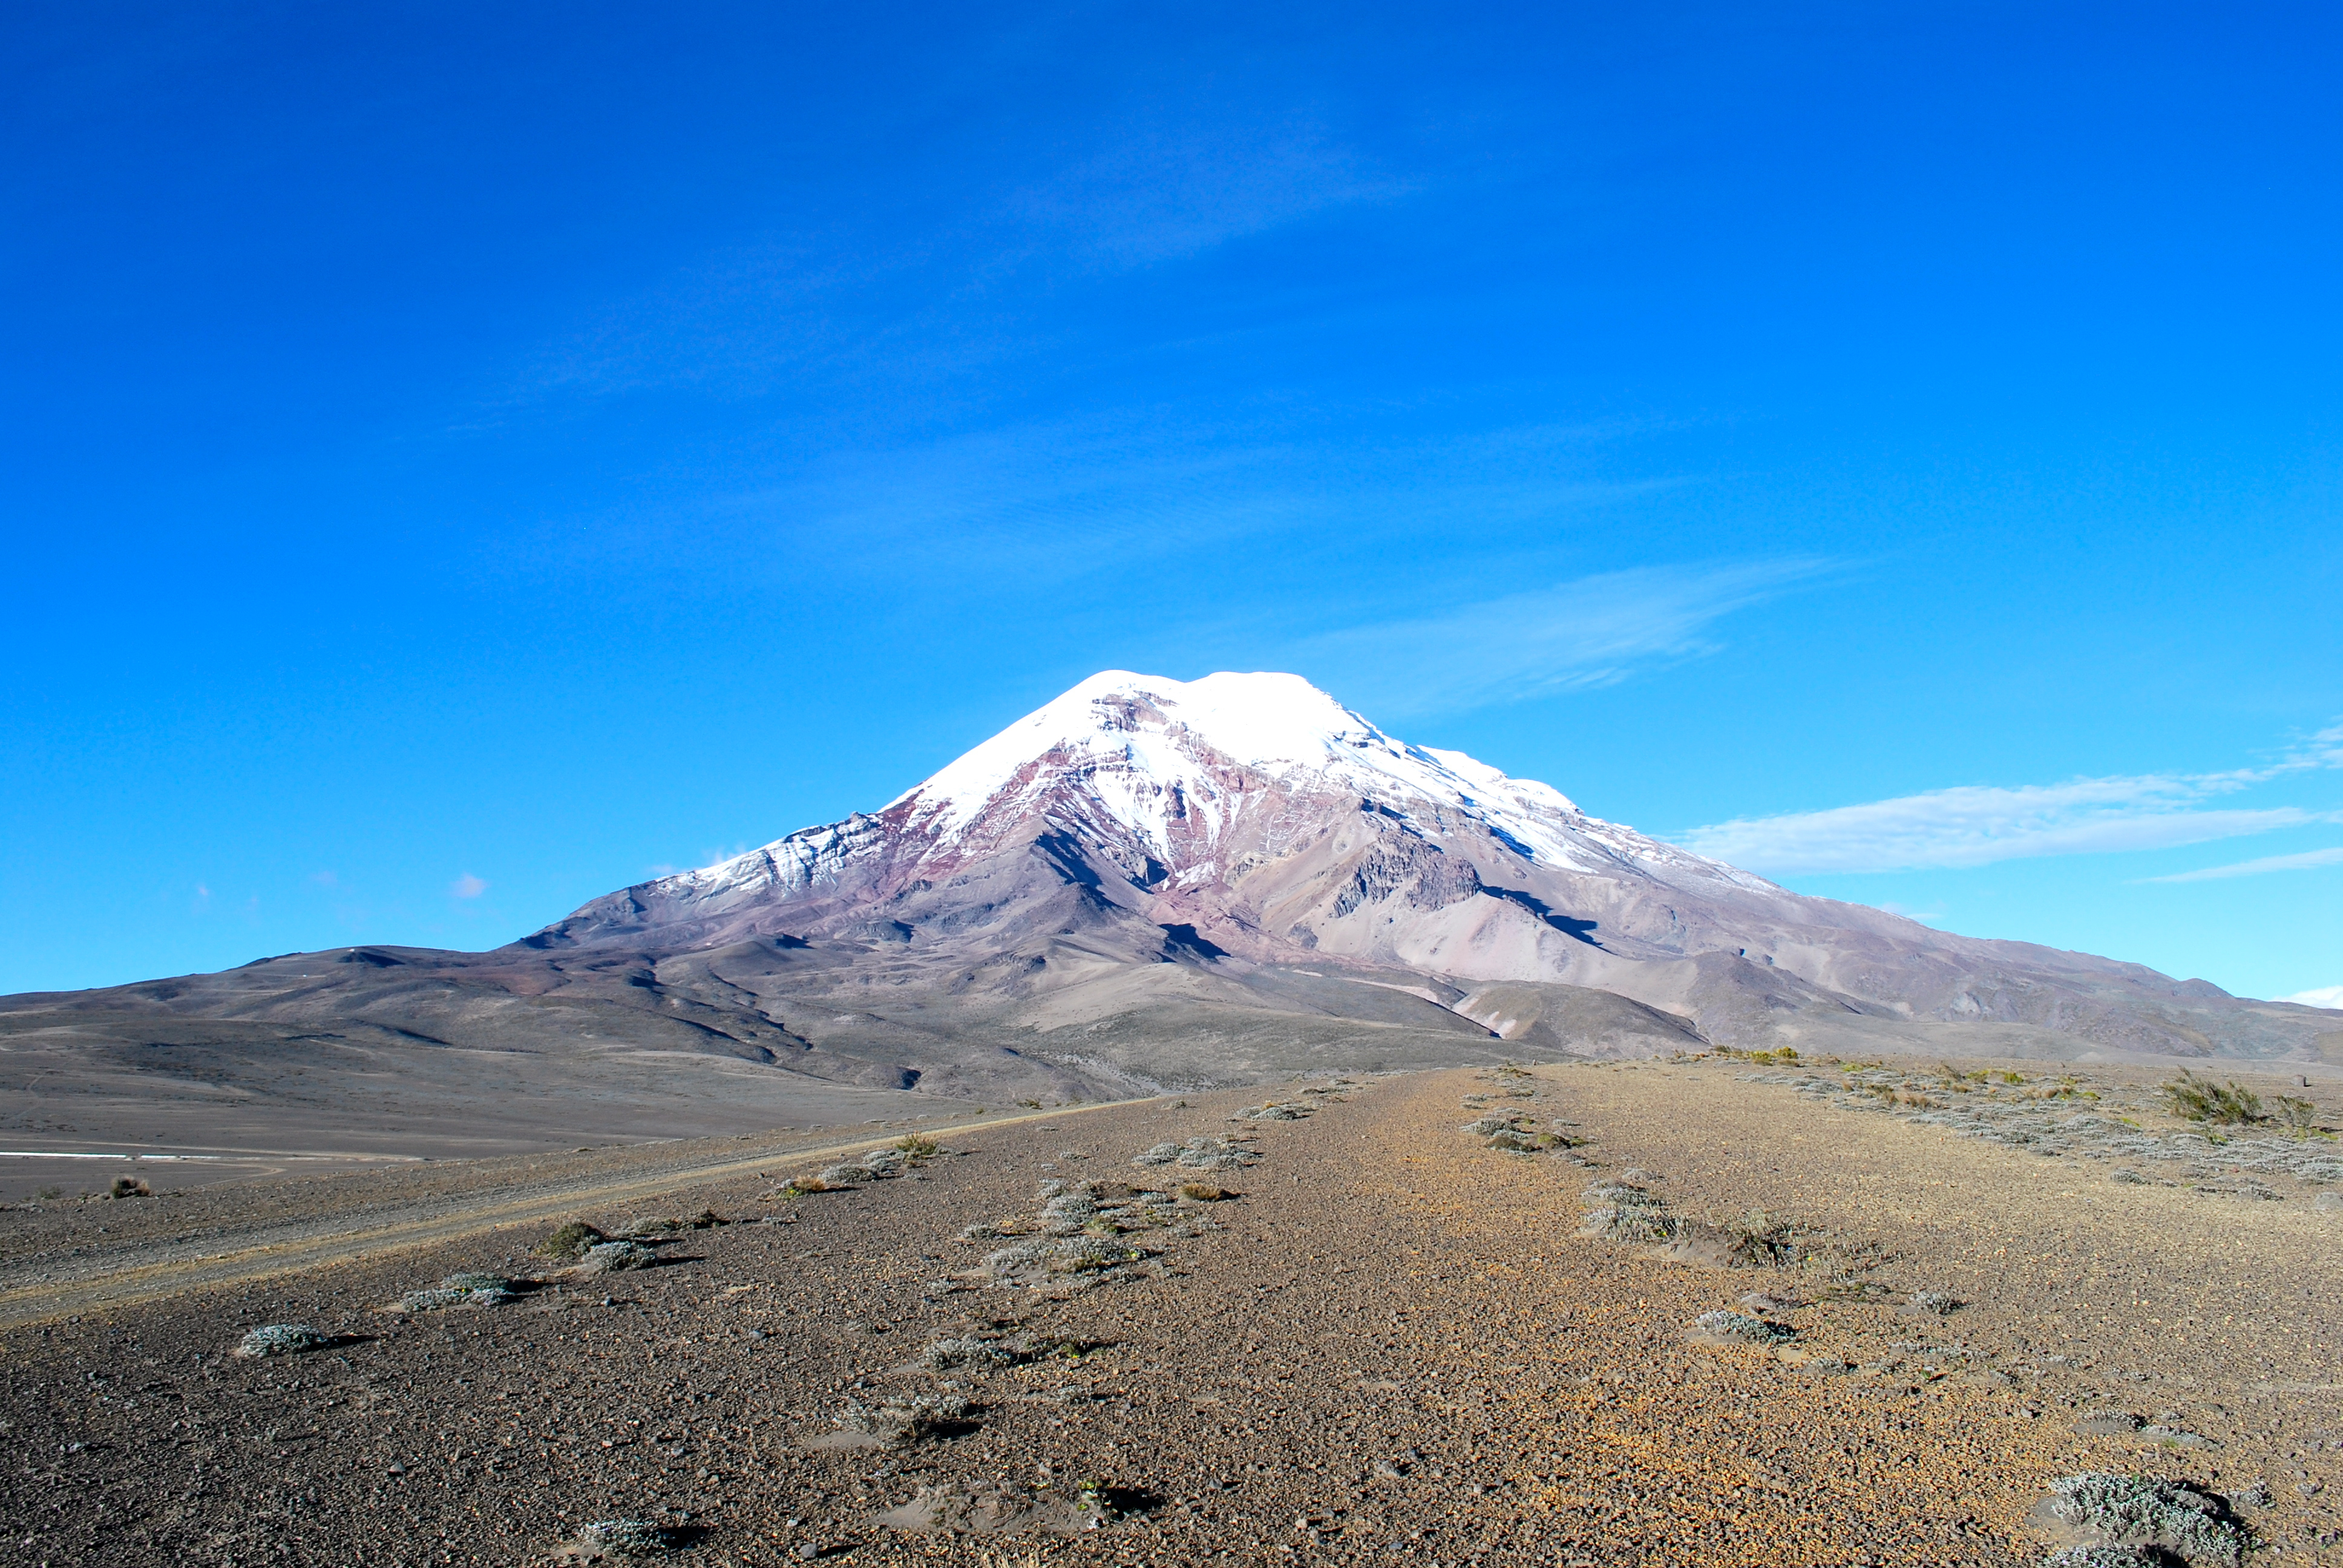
<box><xmin>886</xmin><ymin>670</ymin><xmax>1582</xmax><ymax>849</ymax></box>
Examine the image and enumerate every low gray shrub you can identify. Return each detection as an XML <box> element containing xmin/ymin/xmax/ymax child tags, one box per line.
<box><xmin>1579</xmin><ymin>1181</ymin><xmax>1679</xmax><ymax>1243</ymax></box>
<box><xmin>236</xmin><ymin>1324</ymin><xmax>329</xmax><ymax>1359</ymax></box>
<box><xmin>838</xmin><ymin>1391</ymin><xmax>976</xmax><ymax>1447</ymax></box>
<box><xmin>576</xmin><ymin>1240</ymin><xmax>660</xmax><ymax>1275</ymax></box>
<box><xmin>2037</xmin><ymin>1474</ymin><xmax>2246</xmax><ymax>1567</ymax></box>
<box><xmin>578</xmin><ymin>1518</ymin><xmax>677</xmax><ymax>1556</ymax></box>
<box><xmin>1685</xmin><ymin>1310</ymin><xmax>1794</xmax><ymax>1346</ymax></box>
<box><xmin>921</xmin><ymin>1335</ymin><xmax>1014</xmax><ymax>1371</ymax></box>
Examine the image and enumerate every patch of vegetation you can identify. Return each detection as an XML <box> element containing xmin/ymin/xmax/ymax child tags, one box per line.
<box><xmin>1176</xmin><ymin>1183</ymin><xmax>1237</xmax><ymax>1202</ymax></box>
<box><xmin>2272</xmin><ymin>1096</ymin><xmax>2329</xmax><ymax>1138</ymax></box>
<box><xmin>922</xmin><ymin>1335</ymin><xmax>1015</xmax><ymax>1371</ymax></box>
<box><xmin>1133</xmin><ymin>1135</ymin><xmax>1258</xmax><ymax>1171</ymax></box>
<box><xmin>2159</xmin><ymin>1070</ymin><xmax>2266</xmax><ymax>1126</ymax></box>
<box><xmin>838</xmin><ymin>1391</ymin><xmax>978</xmax><ymax>1447</ymax></box>
<box><xmin>398</xmin><ymin>1287</ymin><xmax>476</xmax><ymax>1313</ymax></box>
<box><xmin>536</xmin><ymin>1221</ymin><xmax>608</xmax><ymax>1259</ymax></box>
<box><xmin>398</xmin><ymin>1272</ymin><xmax>519</xmax><ymax>1312</ymax></box>
<box><xmin>2037</xmin><ymin>1474</ymin><xmax>2246</xmax><ymax>1567</ymax></box>
<box><xmin>1579</xmin><ymin>1180</ymin><xmax>1678</xmax><ymax>1243</ymax></box>
<box><xmin>440</xmin><ymin>1271</ymin><xmax>507</xmax><ymax>1291</ymax></box>
<box><xmin>576</xmin><ymin>1240</ymin><xmax>660</xmax><ymax>1274</ymax></box>
<box><xmin>895</xmin><ymin>1132</ymin><xmax>943</xmax><ymax>1165</ymax></box>
<box><xmin>1685</xmin><ymin>1310</ymin><xmax>1794</xmax><ymax>1346</ymax></box>
<box><xmin>1707</xmin><ymin>1209</ymin><xmax>1809</xmax><ymax>1267</ymax></box>
<box><xmin>821</xmin><ymin>1146</ymin><xmax>910</xmax><ymax>1186</ymax></box>
<box><xmin>577</xmin><ymin>1518</ymin><xmax>678</xmax><ymax>1556</ymax></box>
<box><xmin>106</xmin><ymin>1175</ymin><xmax>152</xmax><ymax>1199</ymax></box>
<box><xmin>236</xmin><ymin>1324</ymin><xmax>329</xmax><ymax>1359</ymax></box>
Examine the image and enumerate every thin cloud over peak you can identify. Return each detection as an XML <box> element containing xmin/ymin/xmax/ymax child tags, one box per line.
<box><xmin>1298</xmin><ymin>558</ymin><xmax>1841</xmax><ymax>720</ymax></box>
<box><xmin>449</xmin><ymin>874</ymin><xmax>488</xmax><ymax>900</ymax></box>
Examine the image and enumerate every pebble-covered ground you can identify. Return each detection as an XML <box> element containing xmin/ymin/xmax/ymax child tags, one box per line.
<box><xmin>1</xmin><ymin>1058</ymin><xmax>2336</xmax><ymax>1566</ymax></box>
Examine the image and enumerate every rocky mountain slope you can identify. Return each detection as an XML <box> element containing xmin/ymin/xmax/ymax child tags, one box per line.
<box><xmin>4</xmin><ymin>672</ymin><xmax>2335</xmax><ymax>1154</ymax></box>
<box><xmin>532</xmin><ymin>670</ymin><xmax>2332</xmax><ymax>1063</ymax></box>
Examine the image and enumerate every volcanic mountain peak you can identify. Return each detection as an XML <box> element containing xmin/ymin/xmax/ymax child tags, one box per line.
<box><xmin>891</xmin><ymin>668</ymin><xmax>1578</xmax><ymax>848</ymax></box>
<box><xmin>637</xmin><ymin>670</ymin><xmax>1769</xmax><ymax>929</ymax></box>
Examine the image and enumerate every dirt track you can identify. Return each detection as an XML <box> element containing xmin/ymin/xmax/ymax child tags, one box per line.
<box><xmin>2</xmin><ymin>1060</ymin><xmax>2338</xmax><ymax>1566</ymax></box>
<box><xmin>0</xmin><ymin>1104</ymin><xmax>1138</xmax><ymax>1329</ymax></box>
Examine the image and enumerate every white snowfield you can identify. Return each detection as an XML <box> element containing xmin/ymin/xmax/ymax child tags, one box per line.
<box><xmin>649</xmin><ymin>670</ymin><xmax>1777</xmax><ymax>905</ymax></box>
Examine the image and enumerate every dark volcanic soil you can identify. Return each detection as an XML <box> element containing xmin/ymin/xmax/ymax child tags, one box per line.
<box><xmin>2</xmin><ymin>1060</ymin><xmax>2338</xmax><ymax>1567</ymax></box>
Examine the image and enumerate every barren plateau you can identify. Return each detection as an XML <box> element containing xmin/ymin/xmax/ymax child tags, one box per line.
<box><xmin>4</xmin><ymin>1053</ymin><xmax>2338</xmax><ymax>1566</ymax></box>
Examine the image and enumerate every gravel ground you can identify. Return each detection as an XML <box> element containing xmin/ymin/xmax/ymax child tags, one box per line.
<box><xmin>2</xmin><ymin>1060</ymin><xmax>2337</xmax><ymax>1566</ymax></box>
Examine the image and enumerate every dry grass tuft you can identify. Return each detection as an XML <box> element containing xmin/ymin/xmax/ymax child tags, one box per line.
<box><xmin>1177</xmin><ymin>1182</ymin><xmax>1237</xmax><ymax>1202</ymax></box>
<box><xmin>2158</xmin><ymin>1070</ymin><xmax>2265</xmax><ymax>1126</ymax></box>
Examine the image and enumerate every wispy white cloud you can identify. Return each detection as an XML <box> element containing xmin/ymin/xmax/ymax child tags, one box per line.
<box><xmin>1682</xmin><ymin>783</ymin><xmax>2316</xmax><ymax>875</ymax></box>
<box><xmin>1679</xmin><ymin>724</ymin><xmax>2343</xmax><ymax>876</ymax></box>
<box><xmin>1299</xmin><ymin>559</ymin><xmax>1840</xmax><ymax>719</ymax></box>
<box><xmin>1014</xmin><ymin>119</ymin><xmax>1409</xmax><ymax>267</ymax></box>
<box><xmin>497</xmin><ymin>117</ymin><xmax>1406</xmax><ymax>409</ymax></box>
<box><xmin>2140</xmin><ymin>846</ymin><xmax>2343</xmax><ymax>884</ymax></box>
<box><xmin>2281</xmin><ymin>984</ymin><xmax>2343</xmax><ymax>1010</ymax></box>
<box><xmin>449</xmin><ymin>873</ymin><xmax>489</xmax><ymax>900</ymax></box>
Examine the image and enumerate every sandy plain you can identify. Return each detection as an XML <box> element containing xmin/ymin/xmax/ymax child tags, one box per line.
<box><xmin>1</xmin><ymin>1056</ymin><xmax>2338</xmax><ymax>1567</ymax></box>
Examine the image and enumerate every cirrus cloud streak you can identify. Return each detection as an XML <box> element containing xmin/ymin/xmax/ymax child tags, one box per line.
<box><xmin>2141</xmin><ymin>846</ymin><xmax>2343</xmax><ymax>884</ymax></box>
<box><xmin>1679</xmin><ymin>722</ymin><xmax>2343</xmax><ymax>876</ymax></box>
<box><xmin>1680</xmin><ymin>780</ymin><xmax>2320</xmax><ymax>876</ymax></box>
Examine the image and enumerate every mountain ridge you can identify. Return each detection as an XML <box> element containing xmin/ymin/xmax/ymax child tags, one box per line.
<box><xmin>4</xmin><ymin>670</ymin><xmax>2336</xmax><ymax>1162</ymax></box>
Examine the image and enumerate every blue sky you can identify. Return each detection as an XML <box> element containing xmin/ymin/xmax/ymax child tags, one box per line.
<box><xmin>5</xmin><ymin>1</ymin><xmax>2339</xmax><ymax>1002</ymax></box>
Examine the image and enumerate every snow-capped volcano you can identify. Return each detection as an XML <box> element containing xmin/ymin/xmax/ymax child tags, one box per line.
<box><xmin>526</xmin><ymin>670</ymin><xmax>2310</xmax><ymax>1066</ymax></box>
<box><xmin>882</xmin><ymin>670</ymin><xmax>1767</xmax><ymax>892</ymax></box>
<box><xmin>22</xmin><ymin>671</ymin><xmax>2324</xmax><ymax>1134</ymax></box>
<box><xmin>542</xmin><ymin>670</ymin><xmax>1771</xmax><ymax>958</ymax></box>
<box><xmin>889</xmin><ymin>669</ymin><xmax>1585</xmax><ymax>855</ymax></box>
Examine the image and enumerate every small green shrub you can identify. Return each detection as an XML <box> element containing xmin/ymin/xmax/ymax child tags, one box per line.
<box><xmin>895</xmin><ymin>1132</ymin><xmax>942</xmax><ymax>1165</ymax></box>
<box><xmin>2272</xmin><ymin>1096</ymin><xmax>2326</xmax><ymax>1137</ymax></box>
<box><xmin>535</xmin><ymin>1221</ymin><xmax>607</xmax><ymax>1259</ymax></box>
<box><xmin>2159</xmin><ymin>1070</ymin><xmax>2265</xmax><ymax>1125</ymax></box>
